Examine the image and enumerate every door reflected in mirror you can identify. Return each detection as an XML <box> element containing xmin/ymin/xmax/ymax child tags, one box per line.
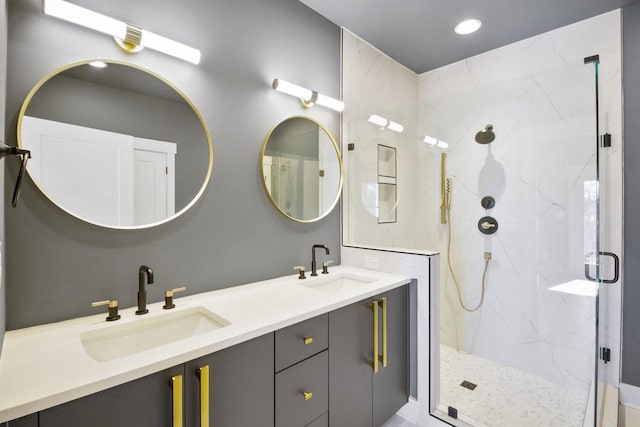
<box><xmin>18</xmin><ymin>60</ymin><xmax>212</xmax><ymax>229</ymax></box>
<box><xmin>260</xmin><ymin>116</ymin><xmax>342</xmax><ymax>222</ymax></box>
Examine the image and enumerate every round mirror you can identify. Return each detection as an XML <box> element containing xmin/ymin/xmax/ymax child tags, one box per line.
<box><xmin>17</xmin><ymin>60</ymin><xmax>212</xmax><ymax>229</ymax></box>
<box><xmin>260</xmin><ymin>116</ymin><xmax>342</xmax><ymax>222</ymax></box>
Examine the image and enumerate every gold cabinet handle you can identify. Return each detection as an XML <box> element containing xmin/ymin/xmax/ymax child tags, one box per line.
<box><xmin>303</xmin><ymin>337</ymin><xmax>314</xmax><ymax>345</ymax></box>
<box><xmin>303</xmin><ymin>391</ymin><xmax>314</xmax><ymax>401</ymax></box>
<box><xmin>380</xmin><ymin>297</ymin><xmax>388</xmax><ymax>368</ymax></box>
<box><xmin>170</xmin><ymin>375</ymin><xmax>183</xmax><ymax>427</ymax></box>
<box><xmin>372</xmin><ymin>299</ymin><xmax>379</xmax><ymax>374</ymax></box>
<box><xmin>197</xmin><ymin>366</ymin><xmax>210</xmax><ymax>427</ymax></box>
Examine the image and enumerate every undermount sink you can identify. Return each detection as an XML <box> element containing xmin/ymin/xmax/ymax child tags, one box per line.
<box><xmin>81</xmin><ymin>307</ymin><xmax>230</xmax><ymax>362</ymax></box>
<box><xmin>301</xmin><ymin>273</ymin><xmax>375</xmax><ymax>294</ymax></box>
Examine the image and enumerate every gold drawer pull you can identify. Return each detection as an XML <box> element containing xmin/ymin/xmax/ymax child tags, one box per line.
<box><xmin>170</xmin><ymin>375</ymin><xmax>183</xmax><ymax>427</ymax></box>
<box><xmin>303</xmin><ymin>391</ymin><xmax>314</xmax><ymax>401</ymax></box>
<box><xmin>381</xmin><ymin>297</ymin><xmax>388</xmax><ymax>368</ymax></box>
<box><xmin>197</xmin><ymin>366</ymin><xmax>210</xmax><ymax>427</ymax></box>
<box><xmin>372</xmin><ymin>299</ymin><xmax>379</xmax><ymax>374</ymax></box>
<box><xmin>303</xmin><ymin>337</ymin><xmax>314</xmax><ymax>345</ymax></box>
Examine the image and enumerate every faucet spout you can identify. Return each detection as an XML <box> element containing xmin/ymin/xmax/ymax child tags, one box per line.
<box><xmin>136</xmin><ymin>265</ymin><xmax>154</xmax><ymax>315</ymax></box>
<box><xmin>311</xmin><ymin>244</ymin><xmax>330</xmax><ymax>277</ymax></box>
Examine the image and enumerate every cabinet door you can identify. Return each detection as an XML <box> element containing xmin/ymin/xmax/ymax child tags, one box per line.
<box><xmin>4</xmin><ymin>414</ymin><xmax>38</xmax><ymax>427</ymax></box>
<box><xmin>40</xmin><ymin>365</ymin><xmax>185</xmax><ymax>427</ymax></box>
<box><xmin>373</xmin><ymin>285</ymin><xmax>409</xmax><ymax>427</ymax></box>
<box><xmin>185</xmin><ymin>333</ymin><xmax>274</xmax><ymax>427</ymax></box>
<box><xmin>329</xmin><ymin>298</ymin><xmax>373</xmax><ymax>427</ymax></box>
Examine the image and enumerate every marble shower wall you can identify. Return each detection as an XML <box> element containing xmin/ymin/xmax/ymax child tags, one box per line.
<box><xmin>342</xmin><ymin>10</ymin><xmax>622</xmax><ymax>392</ymax></box>
<box><xmin>342</xmin><ymin>30</ymin><xmax>421</xmax><ymax>248</ymax></box>
<box><xmin>418</xmin><ymin>11</ymin><xmax>622</xmax><ymax>389</ymax></box>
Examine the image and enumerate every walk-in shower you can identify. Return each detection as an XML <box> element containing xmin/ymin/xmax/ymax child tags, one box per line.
<box><xmin>342</xmin><ymin>13</ymin><xmax>621</xmax><ymax>427</ymax></box>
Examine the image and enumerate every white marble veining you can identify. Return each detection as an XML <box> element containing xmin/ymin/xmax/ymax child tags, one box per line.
<box><xmin>418</xmin><ymin>10</ymin><xmax>622</xmax><ymax>394</ymax></box>
<box><xmin>341</xmin><ymin>9</ymin><xmax>622</xmax><ymax>427</ymax></box>
<box><xmin>0</xmin><ymin>266</ymin><xmax>410</xmax><ymax>423</ymax></box>
<box><xmin>342</xmin><ymin>30</ymin><xmax>422</xmax><ymax>249</ymax></box>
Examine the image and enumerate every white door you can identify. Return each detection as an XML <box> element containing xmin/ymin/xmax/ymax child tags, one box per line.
<box><xmin>21</xmin><ymin>116</ymin><xmax>134</xmax><ymax>226</ymax></box>
<box><xmin>133</xmin><ymin>138</ymin><xmax>176</xmax><ymax>225</ymax></box>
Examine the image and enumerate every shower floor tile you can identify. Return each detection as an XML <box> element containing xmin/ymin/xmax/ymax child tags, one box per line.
<box><xmin>439</xmin><ymin>344</ymin><xmax>589</xmax><ymax>427</ymax></box>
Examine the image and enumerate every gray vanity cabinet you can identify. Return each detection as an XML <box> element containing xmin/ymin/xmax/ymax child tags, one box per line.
<box><xmin>329</xmin><ymin>285</ymin><xmax>408</xmax><ymax>427</ymax></box>
<box><xmin>38</xmin><ymin>333</ymin><xmax>274</xmax><ymax>427</ymax></box>
<box><xmin>40</xmin><ymin>364</ymin><xmax>184</xmax><ymax>427</ymax></box>
<box><xmin>3</xmin><ymin>415</ymin><xmax>38</xmax><ymax>427</ymax></box>
<box><xmin>185</xmin><ymin>332</ymin><xmax>274</xmax><ymax>427</ymax></box>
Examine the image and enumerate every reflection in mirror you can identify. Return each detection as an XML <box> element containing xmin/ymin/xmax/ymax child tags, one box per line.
<box><xmin>261</xmin><ymin>116</ymin><xmax>342</xmax><ymax>222</ymax></box>
<box><xmin>18</xmin><ymin>60</ymin><xmax>212</xmax><ymax>229</ymax></box>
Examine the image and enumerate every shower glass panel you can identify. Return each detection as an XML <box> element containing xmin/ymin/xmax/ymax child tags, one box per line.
<box><xmin>428</xmin><ymin>58</ymin><xmax>601</xmax><ymax>426</ymax></box>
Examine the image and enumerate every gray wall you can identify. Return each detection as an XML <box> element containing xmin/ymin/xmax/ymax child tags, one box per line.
<box><xmin>26</xmin><ymin>74</ymin><xmax>208</xmax><ymax>210</ymax></box>
<box><xmin>5</xmin><ymin>0</ymin><xmax>341</xmax><ymax>329</ymax></box>
<box><xmin>0</xmin><ymin>0</ymin><xmax>6</xmax><ymax>352</ymax></box>
<box><xmin>623</xmin><ymin>2</ymin><xmax>640</xmax><ymax>386</ymax></box>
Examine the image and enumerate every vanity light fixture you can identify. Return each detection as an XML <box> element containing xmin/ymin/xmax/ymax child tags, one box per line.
<box><xmin>455</xmin><ymin>18</ymin><xmax>482</xmax><ymax>35</ymax></box>
<box><xmin>368</xmin><ymin>115</ymin><xmax>404</xmax><ymax>133</ymax></box>
<box><xmin>423</xmin><ymin>135</ymin><xmax>449</xmax><ymax>149</ymax></box>
<box><xmin>43</xmin><ymin>0</ymin><xmax>201</xmax><ymax>64</ymax></box>
<box><xmin>272</xmin><ymin>78</ymin><xmax>344</xmax><ymax>112</ymax></box>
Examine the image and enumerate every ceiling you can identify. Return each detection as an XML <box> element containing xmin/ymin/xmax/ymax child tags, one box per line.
<box><xmin>299</xmin><ymin>0</ymin><xmax>640</xmax><ymax>73</ymax></box>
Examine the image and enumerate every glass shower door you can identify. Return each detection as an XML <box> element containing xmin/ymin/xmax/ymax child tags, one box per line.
<box><xmin>428</xmin><ymin>57</ymin><xmax>604</xmax><ymax>427</ymax></box>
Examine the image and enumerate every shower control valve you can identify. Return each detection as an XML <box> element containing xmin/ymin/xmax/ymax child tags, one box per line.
<box><xmin>478</xmin><ymin>216</ymin><xmax>498</xmax><ymax>235</ymax></box>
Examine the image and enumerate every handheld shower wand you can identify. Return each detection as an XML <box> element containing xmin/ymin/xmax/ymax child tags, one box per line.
<box><xmin>0</xmin><ymin>141</ymin><xmax>32</xmax><ymax>207</ymax></box>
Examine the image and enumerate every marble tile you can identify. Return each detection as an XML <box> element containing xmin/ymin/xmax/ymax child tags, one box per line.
<box><xmin>341</xmin><ymin>10</ymin><xmax>623</xmax><ymax>427</ymax></box>
<box><xmin>437</xmin><ymin>344</ymin><xmax>589</xmax><ymax>427</ymax></box>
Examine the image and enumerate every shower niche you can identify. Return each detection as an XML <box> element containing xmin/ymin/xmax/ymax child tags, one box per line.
<box><xmin>377</xmin><ymin>144</ymin><xmax>397</xmax><ymax>224</ymax></box>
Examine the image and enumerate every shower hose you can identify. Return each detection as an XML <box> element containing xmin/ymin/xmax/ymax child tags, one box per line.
<box><xmin>446</xmin><ymin>192</ymin><xmax>490</xmax><ymax>313</ymax></box>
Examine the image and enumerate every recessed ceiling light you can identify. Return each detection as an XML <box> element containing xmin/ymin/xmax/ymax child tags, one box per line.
<box><xmin>455</xmin><ymin>19</ymin><xmax>482</xmax><ymax>35</ymax></box>
<box><xmin>88</xmin><ymin>61</ymin><xmax>108</xmax><ymax>68</ymax></box>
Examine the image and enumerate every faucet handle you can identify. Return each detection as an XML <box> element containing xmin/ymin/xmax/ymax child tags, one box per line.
<box><xmin>322</xmin><ymin>260</ymin><xmax>334</xmax><ymax>275</ymax></box>
<box><xmin>163</xmin><ymin>287</ymin><xmax>187</xmax><ymax>310</ymax></box>
<box><xmin>294</xmin><ymin>266</ymin><xmax>306</xmax><ymax>280</ymax></box>
<box><xmin>91</xmin><ymin>299</ymin><xmax>121</xmax><ymax>322</ymax></box>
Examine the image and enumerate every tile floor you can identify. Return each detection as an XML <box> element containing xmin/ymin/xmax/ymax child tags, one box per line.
<box><xmin>436</xmin><ymin>344</ymin><xmax>590</xmax><ymax>427</ymax></box>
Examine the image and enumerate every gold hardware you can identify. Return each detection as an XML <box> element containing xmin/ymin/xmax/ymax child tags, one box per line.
<box><xmin>372</xmin><ymin>299</ymin><xmax>379</xmax><ymax>374</ymax></box>
<box><xmin>197</xmin><ymin>366</ymin><xmax>210</xmax><ymax>427</ymax></box>
<box><xmin>170</xmin><ymin>375</ymin><xmax>183</xmax><ymax>427</ymax></box>
<box><xmin>303</xmin><ymin>337</ymin><xmax>314</xmax><ymax>345</ymax></box>
<box><xmin>91</xmin><ymin>299</ymin><xmax>118</xmax><ymax>308</ymax></box>
<box><xmin>440</xmin><ymin>153</ymin><xmax>447</xmax><ymax>224</ymax></box>
<box><xmin>91</xmin><ymin>299</ymin><xmax>121</xmax><ymax>321</ymax></box>
<box><xmin>380</xmin><ymin>297</ymin><xmax>388</xmax><ymax>368</ymax></box>
<box><xmin>114</xmin><ymin>24</ymin><xmax>144</xmax><ymax>54</ymax></box>
<box><xmin>481</xmin><ymin>221</ymin><xmax>496</xmax><ymax>230</ymax></box>
<box><xmin>166</xmin><ymin>287</ymin><xmax>187</xmax><ymax>298</ymax></box>
<box><xmin>303</xmin><ymin>392</ymin><xmax>314</xmax><ymax>400</ymax></box>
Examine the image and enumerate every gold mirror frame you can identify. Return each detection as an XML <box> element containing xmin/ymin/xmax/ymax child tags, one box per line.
<box><xmin>260</xmin><ymin>115</ymin><xmax>343</xmax><ymax>223</ymax></box>
<box><xmin>17</xmin><ymin>59</ymin><xmax>213</xmax><ymax>229</ymax></box>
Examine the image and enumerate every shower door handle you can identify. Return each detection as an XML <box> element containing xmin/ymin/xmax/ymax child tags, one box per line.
<box><xmin>584</xmin><ymin>251</ymin><xmax>619</xmax><ymax>284</ymax></box>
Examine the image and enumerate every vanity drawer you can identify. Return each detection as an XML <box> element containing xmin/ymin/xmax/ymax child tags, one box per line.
<box><xmin>275</xmin><ymin>350</ymin><xmax>328</xmax><ymax>427</ymax></box>
<box><xmin>275</xmin><ymin>313</ymin><xmax>328</xmax><ymax>372</ymax></box>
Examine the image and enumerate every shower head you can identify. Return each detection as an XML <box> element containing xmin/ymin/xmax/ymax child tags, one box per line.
<box><xmin>475</xmin><ymin>124</ymin><xmax>495</xmax><ymax>144</ymax></box>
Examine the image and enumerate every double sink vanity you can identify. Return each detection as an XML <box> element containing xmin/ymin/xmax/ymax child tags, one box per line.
<box><xmin>0</xmin><ymin>265</ymin><xmax>411</xmax><ymax>426</ymax></box>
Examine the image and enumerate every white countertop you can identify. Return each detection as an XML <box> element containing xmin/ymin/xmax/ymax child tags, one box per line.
<box><xmin>0</xmin><ymin>265</ymin><xmax>411</xmax><ymax>422</ymax></box>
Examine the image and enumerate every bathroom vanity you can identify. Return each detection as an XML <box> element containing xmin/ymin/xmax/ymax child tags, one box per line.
<box><xmin>0</xmin><ymin>266</ymin><xmax>410</xmax><ymax>427</ymax></box>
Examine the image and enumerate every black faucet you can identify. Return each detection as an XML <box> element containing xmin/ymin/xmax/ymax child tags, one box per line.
<box><xmin>311</xmin><ymin>244</ymin><xmax>330</xmax><ymax>276</ymax></box>
<box><xmin>136</xmin><ymin>265</ymin><xmax>154</xmax><ymax>315</ymax></box>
